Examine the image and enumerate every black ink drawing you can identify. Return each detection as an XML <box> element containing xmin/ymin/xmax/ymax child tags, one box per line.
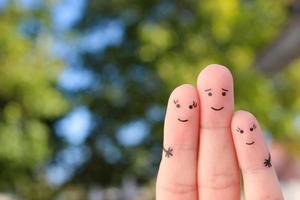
<box><xmin>211</xmin><ymin>106</ymin><xmax>224</xmax><ymax>111</ymax></box>
<box><xmin>163</xmin><ymin>147</ymin><xmax>173</xmax><ymax>158</ymax></box>
<box><xmin>193</xmin><ymin>101</ymin><xmax>197</xmax><ymax>107</ymax></box>
<box><xmin>246</xmin><ymin>141</ymin><xmax>255</xmax><ymax>145</ymax></box>
<box><xmin>204</xmin><ymin>88</ymin><xmax>228</xmax><ymax>111</ymax></box>
<box><xmin>221</xmin><ymin>88</ymin><xmax>228</xmax><ymax>96</ymax></box>
<box><xmin>178</xmin><ymin>118</ymin><xmax>188</xmax><ymax>122</ymax></box>
<box><xmin>189</xmin><ymin>101</ymin><xmax>197</xmax><ymax>109</ymax></box>
<box><xmin>250</xmin><ymin>123</ymin><xmax>256</xmax><ymax>132</ymax></box>
<box><xmin>236</xmin><ymin>127</ymin><xmax>244</xmax><ymax>134</ymax></box>
<box><xmin>236</xmin><ymin>126</ymin><xmax>255</xmax><ymax>145</ymax></box>
<box><xmin>264</xmin><ymin>153</ymin><xmax>272</xmax><ymax>168</ymax></box>
<box><xmin>173</xmin><ymin>99</ymin><xmax>180</xmax><ymax>108</ymax></box>
<box><xmin>204</xmin><ymin>88</ymin><xmax>213</xmax><ymax>96</ymax></box>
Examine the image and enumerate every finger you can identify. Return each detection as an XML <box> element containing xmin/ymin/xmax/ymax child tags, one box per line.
<box><xmin>231</xmin><ymin>111</ymin><xmax>284</xmax><ymax>200</ymax></box>
<box><xmin>156</xmin><ymin>84</ymin><xmax>200</xmax><ymax>200</ymax></box>
<box><xmin>197</xmin><ymin>64</ymin><xmax>240</xmax><ymax>199</ymax></box>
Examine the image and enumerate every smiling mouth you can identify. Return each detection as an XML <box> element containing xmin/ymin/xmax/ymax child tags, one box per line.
<box><xmin>178</xmin><ymin>118</ymin><xmax>188</xmax><ymax>122</ymax></box>
<box><xmin>246</xmin><ymin>141</ymin><xmax>255</xmax><ymax>145</ymax></box>
<box><xmin>211</xmin><ymin>107</ymin><xmax>224</xmax><ymax>111</ymax></box>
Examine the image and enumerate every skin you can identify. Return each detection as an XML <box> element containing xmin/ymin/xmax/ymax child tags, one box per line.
<box><xmin>197</xmin><ymin>65</ymin><xmax>234</xmax><ymax>127</ymax></box>
<box><xmin>231</xmin><ymin>111</ymin><xmax>283</xmax><ymax>200</ymax></box>
<box><xmin>197</xmin><ymin>65</ymin><xmax>240</xmax><ymax>199</ymax></box>
<box><xmin>156</xmin><ymin>64</ymin><xmax>283</xmax><ymax>200</ymax></box>
<box><xmin>156</xmin><ymin>84</ymin><xmax>200</xmax><ymax>200</ymax></box>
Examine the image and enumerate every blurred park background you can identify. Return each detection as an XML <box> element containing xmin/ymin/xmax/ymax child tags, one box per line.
<box><xmin>0</xmin><ymin>0</ymin><xmax>300</xmax><ymax>199</ymax></box>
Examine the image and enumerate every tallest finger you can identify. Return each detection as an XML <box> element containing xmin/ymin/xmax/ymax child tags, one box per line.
<box><xmin>197</xmin><ymin>64</ymin><xmax>240</xmax><ymax>199</ymax></box>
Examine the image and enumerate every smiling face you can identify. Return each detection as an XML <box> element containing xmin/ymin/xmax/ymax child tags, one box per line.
<box><xmin>164</xmin><ymin>84</ymin><xmax>200</xmax><ymax>136</ymax></box>
<box><xmin>204</xmin><ymin>88</ymin><xmax>229</xmax><ymax>111</ymax></box>
<box><xmin>173</xmin><ymin>99</ymin><xmax>198</xmax><ymax>122</ymax></box>
<box><xmin>197</xmin><ymin>65</ymin><xmax>234</xmax><ymax>127</ymax></box>
<box><xmin>231</xmin><ymin>111</ymin><xmax>264</xmax><ymax>151</ymax></box>
<box><xmin>231</xmin><ymin>111</ymin><xmax>270</xmax><ymax>170</ymax></box>
<box><xmin>236</xmin><ymin>123</ymin><xmax>257</xmax><ymax>145</ymax></box>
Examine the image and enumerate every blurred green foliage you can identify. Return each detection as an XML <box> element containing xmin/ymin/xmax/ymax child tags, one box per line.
<box><xmin>0</xmin><ymin>2</ymin><xmax>69</xmax><ymax>199</ymax></box>
<box><xmin>71</xmin><ymin>0</ymin><xmax>300</xmax><ymax>188</ymax></box>
<box><xmin>1</xmin><ymin>0</ymin><xmax>300</xmax><ymax>199</ymax></box>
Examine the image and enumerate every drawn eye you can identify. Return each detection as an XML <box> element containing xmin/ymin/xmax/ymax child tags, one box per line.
<box><xmin>208</xmin><ymin>92</ymin><xmax>212</xmax><ymax>96</ymax></box>
<box><xmin>222</xmin><ymin>88</ymin><xmax>229</xmax><ymax>96</ymax></box>
<box><xmin>189</xmin><ymin>105</ymin><xmax>193</xmax><ymax>109</ymax></box>
<box><xmin>250</xmin><ymin>124</ymin><xmax>256</xmax><ymax>132</ymax></box>
<box><xmin>173</xmin><ymin>99</ymin><xmax>180</xmax><ymax>108</ymax></box>
<box><xmin>236</xmin><ymin>127</ymin><xmax>244</xmax><ymax>134</ymax></box>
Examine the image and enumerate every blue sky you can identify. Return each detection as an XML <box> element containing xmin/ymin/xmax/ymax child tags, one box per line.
<box><xmin>4</xmin><ymin>0</ymin><xmax>293</xmax><ymax>187</ymax></box>
<box><xmin>52</xmin><ymin>0</ymin><xmax>85</xmax><ymax>31</ymax></box>
<box><xmin>1</xmin><ymin>0</ymin><xmax>165</xmax><ymax>186</ymax></box>
<box><xmin>0</xmin><ymin>0</ymin><xmax>6</xmax><ymax>9</ymax></box>
<box><xmin>44</xmin><ymin>0</ymin><xmax>152</xmax><ymax>185</ymax></box>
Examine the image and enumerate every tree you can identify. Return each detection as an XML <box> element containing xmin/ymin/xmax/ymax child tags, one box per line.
<box><xmin>2</xmin><ymin>0</ymin><xmax>300</xmax><ymax>198</ymax></box>
<box><xmin>63</xmin><ymin>0</ymin><xmax>300</xmax><ymax>189</ymax></box>
<box><xmin>0</xmin><ymin>2</ymin><xmax>69</xmax><ymax>199</ymax></box>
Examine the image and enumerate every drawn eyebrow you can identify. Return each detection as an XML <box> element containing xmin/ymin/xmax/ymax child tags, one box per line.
<box><xmin>173</xmin><ymin>99</ymin><xmax>178</xmax><ymax>104</ymax></box>
<box><xmin>204</xmin><ymin>88</ymin><xmax>212</xmax><ymax>92</ymax></box>
<box><xmin>193</xmin><ymin>101</ymin><xmax>197</xmax><ymax>107</ymax></box>
<box><xmin>222</xmin><ymin>88</ymin><xmax>228</xmax><ymax>91</ymax></box>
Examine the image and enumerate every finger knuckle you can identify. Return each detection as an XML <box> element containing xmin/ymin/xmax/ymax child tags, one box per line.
<box><xmin>157</xmin><ymin>182</ymin><xmax>197</xmax><ymax>195</ymax></box>
<box><xmin>199</xmin><ymin>171</ymin><xmax>239</xmax><ymax>190</ymax></box>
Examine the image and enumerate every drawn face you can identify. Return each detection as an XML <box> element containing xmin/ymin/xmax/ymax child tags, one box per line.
<box><xmin>232</xmin><ymin>111</ymin><xmax>272</xmax><ymax>171</ymax></box>
<box><xmin>236</xmin><ymin>123</ymin><xmax>257</xmax><ymax>145</ymax></box>
<box><xmin>197</xmin><ymin>65</ymin><xmax>234</xmax><ymax>127</ymax></box>
<box><xmin>173</xmin><ymin>99</ymin><xmax>198</xmax><ymax>123</ymax></box>
<box><xmin>164</xmin><ymin>84</ymin><xmax>200</xmax><ymax>147</ymax></box>
<box><xmin>204</xmin><ymin>88</ymin><xmax>229</xmax><ymax>112</ymax></box>
<box><xmin>165</xmin><ymin>84</ymin><xmax>200</xmax><ymax>134</ymax></box>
